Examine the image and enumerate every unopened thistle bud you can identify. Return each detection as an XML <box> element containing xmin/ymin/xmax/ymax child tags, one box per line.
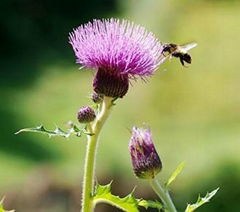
<box><xmin>129</xmin><ymin>127</ymin><xmax>162</xmax><ymax>179</ymax></box>
<box><xmin>77</xmin><ymin>106</ymin><xmax>96</xmax><ymax>123</ymax></box>
<box><xmin>91</xmin><ymin>92</ymin><xmax>104</xmax><ymax>104</ymax></box>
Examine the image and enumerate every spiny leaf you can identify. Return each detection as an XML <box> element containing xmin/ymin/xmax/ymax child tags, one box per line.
<box><xmin>0</xmin><ymin>198</ymin><xmax>15</xmax><ymax>212</ymax></box>
<box><xmin>166</xmin><ymin>162</ymin><xmax>185</xmax><ymax>187</ymax></box>
<box><xmin>15</xmin><ymin>125</ymin><xmax>70</xmax><ymax>138</ymax></box>
<box><xmin>93</xmin><ymin>182</ymin><xmax>163</xmax><ymax>212</ymax></box>
<box><xmin>15</xmin><ymin>124</ymin><xmax>90</xmax><ymax>138</ymax></box>
<box><xmin>137</xmin><ymin>199</ymin><xmax>163</xmax><ymax>211</ymax></box>
<box><xmin>93</xmin><ymin>182</ymin><xmax>139</xmax><ymax>212</ymax></box>
<box><xmin>185</xmin><ymin>188</ymin><xmax>219</xmax><ymax>212</ymax></box>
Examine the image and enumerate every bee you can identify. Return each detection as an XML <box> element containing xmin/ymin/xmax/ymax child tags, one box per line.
<box><xmin>162</xmin><ymin>42</ymin><xmax>197</xmax><ymax>66</ymax></box>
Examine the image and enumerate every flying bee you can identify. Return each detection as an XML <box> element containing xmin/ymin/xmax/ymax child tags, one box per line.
<box><xmin>162</xmin><ymin>42</ymin><xmax>197</xmax><ymax>67</ymax></box>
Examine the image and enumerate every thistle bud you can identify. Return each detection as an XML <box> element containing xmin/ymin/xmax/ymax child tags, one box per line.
<box><xmin>77</xmin><ymin>106</ymin><xmax>96</xmax><ymax>123</ymax></box>
<box><xmin>91</xmin><ymin>92</ymin><xmax>104</xmax><ymax>104</ymax></box>
<box><xmin>129</xmin><ymin>127</ymin><xmax>162</xmax><ymax>179</ymax></box>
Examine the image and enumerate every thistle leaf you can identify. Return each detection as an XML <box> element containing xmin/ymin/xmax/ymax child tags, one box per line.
<box><xmin>166</xmin><ymin>162</ymin><xmax>185</xmax><ymax>187</ymax></box>
<box><xmin>0</xmin><ymin>198</ymin><xmax>15</xmax><ymax>212</ymax></box>
<box><xmin>185</xmin><ymin>188</ymin><xmax>219</xmax><ymax>212</ymax></box>
<box><xmin>15</xmin><ymin>124</ymin><xmax>87</xmax><ymax>138</ymax></box>
<box><xmin>93</xmin><ymin>182</ymin><xmax>139</xmax><ymax>212</ymax></box>
<box><xmin>137</xmin><ymin>199</ymin><xmax>163</xmax><ymax>211</ymax></box>
<box><xmin>93</xmin><ymin>182</ymin><xmax>162</xmax><ymax>212</ymax></box>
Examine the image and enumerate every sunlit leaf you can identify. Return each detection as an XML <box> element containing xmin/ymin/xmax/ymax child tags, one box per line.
<box><xmin>15</xmin><ymin>123</ymin><xmax>90</xmax><ymax>138</ymax></box>
<box><xmin>93</xmin><ymin>182</ymin><xmax>138</xmax><ymax>212</ymax></box>
<box><xmin>166</xmin><ymin>162</ymin><xmax>185</xmax><ymax>187</ymax></box>
<box><xmin>93</xmin><ymin>182</ymin><xmax>162</xmax><ymax>212</ymax></box>
<box><xmin>0</xmin><ymin>198</ymin><xmax>15</xmax><ymax>212</ymax></box>
<box><xmin>185</xmin><ymin>188</ymin><xmax>219</xmax><ymax>212</ymax></box>
<box><xmin>138</xmin><ymin>199</ymin><xmax>162</xmax><ymax>211</ymax></box>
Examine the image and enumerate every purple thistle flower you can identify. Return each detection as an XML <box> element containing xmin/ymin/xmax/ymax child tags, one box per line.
<box><xmin>69</xmin><ymin>18</ymin><xmax>165</xmax><ymax>98</ymax></box>
<box><xmin>129</xmin><ymin>127</ymin><xmax>162</xmax><ymax>179</ymax></box>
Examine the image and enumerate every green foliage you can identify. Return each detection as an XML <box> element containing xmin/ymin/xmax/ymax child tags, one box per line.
<box><xmin>93</xmin><ymin>182</ymin><xmax>138</xmax><ymax>212</ymax></box>
<box><xmin>138</xmin><ymin>199</ymin><xmax>163</xmax><ymax>210</ymax></box>
<box><xmin>166</xmin><ymin>162</ymin><xmax>185</xmax><ymax>187</ymax></box>
<box><xmin>15</xmin><ymin>123</ymin><xmax>93</xmax><ymax>138</ymax></box>
<box><xmin>0</xmin><ymin>198</ymin><xmax>14</xmax><ymax>212</ymax></box>
<box><xmin>185</xmin><ymin>188</ymin><xmax>219</xmax><ymax>212</ymax></box>
<box><xmin>93</xmin><ymin>182</ymin><xmax>162</xmax><ymax>212</ymax></box>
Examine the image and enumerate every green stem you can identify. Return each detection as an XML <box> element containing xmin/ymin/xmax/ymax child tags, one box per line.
<box><xmin>81</xmin><ymin>96</ymin><xmax>114</xmax><ymax>212</ymax></box>
<box><xmin>150</xmin><ymin>178</ymin><xmax>177</xmax><ymax>212</ymax></box>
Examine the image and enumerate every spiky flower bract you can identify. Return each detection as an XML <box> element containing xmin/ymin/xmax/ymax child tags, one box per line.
<box><xmin>69</xmin><ymin>18</ymin><xmax>165</xmax><ymax>98</ymax></box>
<box><xmin>129</xmin><ymin>127</ymin><xmax>162</xmax><ymax>179</ymax></box>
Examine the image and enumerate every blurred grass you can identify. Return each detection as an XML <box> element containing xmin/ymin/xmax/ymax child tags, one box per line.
<box><xmin>0</xmin><ymin>0</ymin><xmax>240</xmax><ymax>211</ymax></box>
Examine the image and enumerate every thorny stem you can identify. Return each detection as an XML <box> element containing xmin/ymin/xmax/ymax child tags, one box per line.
<box><xmin>81</xmin><ymin>96</ymin><xmax>114</xmax><ymax>212</ymax></box>
<box><xmin>150</xmin><ymin>178</ymin><xmax>177</xmax><ymax>212</ymax></box>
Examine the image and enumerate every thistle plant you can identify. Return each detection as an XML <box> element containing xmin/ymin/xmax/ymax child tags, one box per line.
<box><xmin>129</xmin><ymin>127</ymin><xmax>176</xmax><ymax>212</ymax></box>
<box><xmin>14</xmin><ymin>18</ymin><xmax>219</xmax><ymax>212</ymax></box>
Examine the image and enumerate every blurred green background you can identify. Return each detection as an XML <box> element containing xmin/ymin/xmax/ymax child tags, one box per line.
<box><xmin>1</xmin><ymin>0</ymin><xmax>240</xmax><ymax>211</ymax></box>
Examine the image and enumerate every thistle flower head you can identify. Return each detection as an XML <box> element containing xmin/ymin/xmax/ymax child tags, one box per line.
<box><xmin>129</xmin><ymin>127</ymin><xmax>162</xmax><ymax>179</ymax></box>
<box><xmin>69</xmin><ymin>19</ymin><xmax>165</xmax><ymax>98</ymax></box>
<box><xmin>77</xmin><ymin>106</ymin><xmax>96</xmax><ymax>123</ymax></box>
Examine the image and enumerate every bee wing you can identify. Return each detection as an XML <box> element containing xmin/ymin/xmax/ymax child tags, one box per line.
<box><xmin>180</xmin><ymin>42</ymin><xmax>197</xmax><ymax>52</ymax></box>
